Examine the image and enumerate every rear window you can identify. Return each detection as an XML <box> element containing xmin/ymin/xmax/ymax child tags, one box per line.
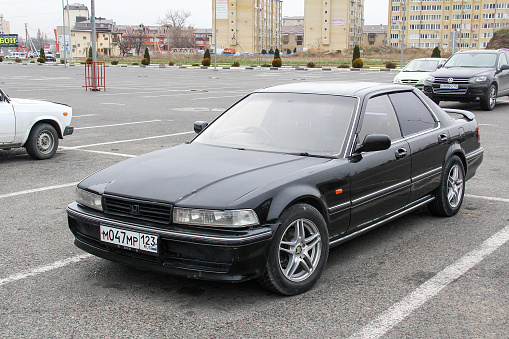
<box><xmin>389</xmin><ymin>92</ymin><xmax>437</xmax><ymax>136</ymax></box>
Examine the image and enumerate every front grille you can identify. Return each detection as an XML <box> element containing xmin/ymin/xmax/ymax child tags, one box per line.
<box><xmin>103</xmin><ymin>195</ymin><xmax>172</xmax><ymax>224</ymax></box>
<box><xmin>434</xmin><ymin>77</ymin><xmax>470</xmax><ymax>84</ymax></box>
<box><xmin>433</xmin><ymin>88</ymin><xmax>468</xmax><ymax>95</ymax></box>
<box><xmin>400</xmin><ymin>79</ymin><xmax>419</xmax><ymax>85</ymax></box>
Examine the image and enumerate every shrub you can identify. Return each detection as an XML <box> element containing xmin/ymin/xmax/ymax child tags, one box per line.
<box><xmin>88</xmin><ymin>47</ymin><xmax>93</xmax><ymax>58</ymax></box>
<box><xmin>111</xmin><ymin>60</ymin><xmax>118</xmax><ymax>65</ymax></box>
<box><xmin>37</xmin><ymin>57</ymin><xmax>46</xmax><ymax>63</ymax></box>
<box><xmin>39</xmin><ymin>48</ymin><xmax>46</xmax><ymax>61</ymax></box>
<box><xmin>192</xmin><ymin>63</ymin><xmax>200</xmax><ymax>66</ymax></box>
<box><xmin>143</xmin><ymin>47</ymin><xmax>150</xmax><ymax>64</ymax></box>
<box><xmin>261</xmin><ymin>64</ymin><xmax>271</xmax><ymax>67</ymax></box>
<box><xmin>169</xmin><ymin>61</ymin><xmax>175</xmax><ymax>66</ymax></box>
<box><xmin>202</xmin><ymin>58</ymin><xmax>211</xmax><ymax>66</ymax></box>
<box><xmin>132</xmin><ymin>62</ymin><xmax>138</xmax><ymax>65</ymax></box>
<box><xmin>0</xmin><ymin>56</ymin><xmax>3</xmax><ymax>62</ymax></box>
<box><xmin>204</xmin><ymin>48</ymin><xmax>211</xmax><ymax>59</ymax></box>
<box><xmin>431</xmin><ymin>46</ymin><xmax>441</xmax><ymax>58</ymax></box>
<box><xmin>352</xmin><ymin>58</ymin><xmax>363</xmax><ymax>68</ymax></box>
<box><xmin>293</xmin><ymin>47</ymin><xmax>297</xmax><ymax>53</ymax></box>
<box><xmin>385</xmin><ymin>62</ymin><xmax>396</xmax><ymax>69</ymax></box>
<box><xmin>60</xmin><ymin>59</ymin><xmax>65</xmax><ymax>64</ymax></box>
<box><xmin>261</xmin><ymin>49</ymin><xmax>267</xmax><ymax>55</ymax></box>
<box><xmin>15</xmin><ymin>58</ymin><xmax>22</xmax><ymax>63</ymax></box>
<box><xmin>141</xmin><ymin>58</ymin><xmax>150</xmax><ymax>65</ymax></box>
<box><xmin>307</xmin><ymin>62</ymin><xmax>316</xmax><ymax>68</ymax></box>
<box><xmin>232</xmin><ymin>61</ymin><xmax>240</xmax><ymax>67</ymax></box>
<box><xmin>352</xmin><ymin>44</ymin><xmax>361</xmax><ymax>61</ymax></box>
<box><xmin>86</xmin><ymin>56</ymin><xmax>92</xmax><ymax>63</ymax></box>
<box><xmin>269</xmin><ymin>48</ymin><xmax>274</xmax><ymax>54</ymax></box>
<box><xmin>274</xmin><ymin>48</ymin><xmax>280</xmax><ymax>59</ymax></box>
<box><xmin>272</xmin><ymin>58</ymin><xmax>282</xmax><ymax>67</ymax></box>
<box><xmin>338</xmin><ymin>64</ymin><xmax>350</xmax><ymax>68</ymax></box>
<box><xmin>30</xmin><ymin>60</ymin><xmax>35</xmax><ymax>63</ymax></box>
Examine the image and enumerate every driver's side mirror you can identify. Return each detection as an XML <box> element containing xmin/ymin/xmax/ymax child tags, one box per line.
<box><xmin>354</xmin><ymin>134</ymin><xmax>392</xmax><ymax>154</ymax></box>
<box><xmin>500</xmin><ymin>64</ymin><xmax>509</xmax><ymax>72</ymax></box>
<box><xmin>194</xmin><ymin>121</ymin><xmax>208</xmax><ymax>134</ymax></box>
<box><xmin>436</xmin><ymin>63</ymin><xmax>443</xmax><ymax>69</ymax></box>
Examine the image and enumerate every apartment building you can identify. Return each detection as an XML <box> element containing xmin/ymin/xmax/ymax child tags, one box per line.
<box><xmin>388</xmin><ymin>0</ymin><xmax>509</xmax><ymax>51</ymax></box>
<box><xmin>304</xmin><ymin>0</ymin><xmax>364</xmax><ymax>51</ymax></box>
<box><xmin>363</xmin><ymin>25</ymin><xmax>388</xmax><ymax>47</ymax></box>
<box><xmin>212</xmin><ymin>0</ymin><xmax>283</xmax><ymax>54</ymax></box>
<box><xmin>71</xmin><ymin>18</ymin><xmax>122</xmax><ymax>58</ymax></box>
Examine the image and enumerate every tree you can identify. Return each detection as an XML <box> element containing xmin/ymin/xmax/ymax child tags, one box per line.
<box><xmin>431</xmin><ymin>47</ymin><xmax>441</xmax><ymax>58</ymax></box>
<box><xmin>261</xmin><ymin>49</ymin><xmax>267</xmax><ymax>54</ymax></box>
<box><xmin>293</xmin><ymin>47</ymin><xmax>297</xmax><ymax>53</ymax></box>
<box><xmin>158</xmin><ymin>10</ymin><xmax>195</xmax><ymax>49</ymax></box>
<box><xmin>204</xmin><ymin>48</ymin><xmax>210</xmax><ymax>59</ymax></box>
<box><xmin>269</xmin><ymin>48</ymin><xmax>274</xmax><ymax>54</ymax></box>
<box><xmin>40</xmin><ymin>48</ymin><xmax>46</xmax><ymax>60</ymax></box>
<box><xmin>144</xmin><ymin>47</ymin><xmax>150</xmax><ymax>62</ymax></box>
<box><xmin>274</xmin><ymin>48</ymin><xmax>280</xmax><ymax>59</ymax></box>
<box><xmin>112</xmin><ymin>35</ymin><xmax>131</xmax><ymax>56</ymax></box>
<box><xmin>352</xmin><ymin>44</ymin><xmax>360</xmax><ymax>62</ymax></box>
<box><xmin>88</xmin><ymin>47</ymin><xmax>93</xmax><ymax>58</ymax></box>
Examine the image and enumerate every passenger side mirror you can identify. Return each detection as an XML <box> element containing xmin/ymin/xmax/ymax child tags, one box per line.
<box><xmin>500</xmin><ymin>64</ymin><xmax>509</xmax><ymax>71</ymax></box>
<box><xmin>436</xmin><ymin>64</ymin><xmax>443</xmax><ymax>69</ymax></box>
<box><xmin>354</xmin><ymin>134</ymin><xmax>392</xmax><ymax>154</ymax></box>
<box><xmin>194</xmin><ymin>121</ymin><xmax>208</xmax><ymax>134</ymax></box>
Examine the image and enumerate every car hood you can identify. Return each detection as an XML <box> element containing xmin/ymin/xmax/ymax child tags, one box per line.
<box><xmin>394</xmin><ymin>71</ymin><xmax>430</xmax><ymax>81</ymax></box>
<box><xmin>10</xmin><ymin>98</ymin><xmax>70</xmax><ymax>108</ymax></box>
<box><xmin>79</xmin><ymin>143</ymin><xmax>331</xmax><ymax>209</ymax></box>
<box><xmin>432</xmin><ymin>67</ymin><xmax>494</xmax><ymax>78</ymax></box>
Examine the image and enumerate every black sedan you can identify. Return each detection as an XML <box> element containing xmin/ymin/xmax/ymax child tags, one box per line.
<box><xmin>67</xmin><ymin>82</ymin><xmax>484</xmax><ymax>295</ymax></box>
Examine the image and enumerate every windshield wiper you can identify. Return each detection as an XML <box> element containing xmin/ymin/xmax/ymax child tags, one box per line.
<box><xmin>286</xmin><ymin>152</ymin><xmax>330</xmax><ymax>158</ymax></box>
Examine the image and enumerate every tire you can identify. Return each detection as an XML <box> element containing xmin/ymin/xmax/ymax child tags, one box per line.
<box><xmin>257</xmin><ymin>203</ymin><xmax>329</xmax><ymax>295</ymax></box>
<box><xmin>428</xmin><ymin>155</ymin><xmax>465</xmax><ymax>217</ymax></box>
<box><xmin>480</xmin><ymin>84</ymin><xmax>497</xmax><ymax>111</ymax></box>
<box><xmin>25</xmin><ymin>123</ymin><xmax>59</xmax><ymax>160</ymax></box>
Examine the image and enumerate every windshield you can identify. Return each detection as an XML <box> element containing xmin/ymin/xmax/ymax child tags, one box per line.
<box><xmin>444</xmin><ymin>53</ymin><xmax>497</xmax><ymax>68</ymax></box>
<box><xmin>193</xmin><ymin>92</ymin><xmax>358</xmax><ymax>157</ymax></box>
<box><xmin>404</xmin><ymin>59</ymin><xmax>441</xmax><ymax>72</ymax></box>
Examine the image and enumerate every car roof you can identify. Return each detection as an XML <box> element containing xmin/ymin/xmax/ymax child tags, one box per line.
<box><xmin>255</xmin><ymin>82</ymin><xmax>414</xmax><ymax>97</ymax></box>
<box><xmin>456</xmin><ymin>49</ymin><xmax>503</xmax><ymax>54</ymax></box>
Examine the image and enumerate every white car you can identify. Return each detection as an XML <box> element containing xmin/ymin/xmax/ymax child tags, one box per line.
<box><xmin>0</xmin><ymin>89</ymin><xmax>73</xmax><ymax>159</ymax></box>
<box><xmin>393</xmin><ymin>58</ymin><xmax>447</xmax><ymax>90</ymax></box>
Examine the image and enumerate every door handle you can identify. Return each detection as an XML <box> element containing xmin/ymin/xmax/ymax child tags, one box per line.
<box><xmin>438</xmin><ymin>134</ymin><xmax>448</xmax><ymax>143</ymax></box>
<box><xmin>395</xmin><ymin>148</ymin><xmax>407</xmax><ymax>159</ymax></box>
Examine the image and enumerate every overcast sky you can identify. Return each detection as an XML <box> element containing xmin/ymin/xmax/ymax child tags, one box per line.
<box><xmin>2</xmin><ymin>0</ymin><xmax>389</xmax><ymax>38</ymax></box>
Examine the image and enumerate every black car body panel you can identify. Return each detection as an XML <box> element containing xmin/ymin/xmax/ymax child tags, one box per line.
<box><xmin>68</xmin><ymin>82</ymin><xmax>484</xmax><ymax>289</ymax></box>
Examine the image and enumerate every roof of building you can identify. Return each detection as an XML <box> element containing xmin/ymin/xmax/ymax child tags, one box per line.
<box><xmin>195</xmin><ymin>28</ymin><xmax>212</xmax><ymax>34</ymax></box>
<box><xmin>64</xmin><ymin>3</ymin><xmax>88</xmax><ymax>11</ymax></box>
<box><xmin>363</xmin><ymin>25</ymin><xmax>388</xmax><ymax>34</ymax></box>
<box><xmin>281</xmin><ymin>25</ymin><xmax>304</xmax><ymax>35</ymax></box>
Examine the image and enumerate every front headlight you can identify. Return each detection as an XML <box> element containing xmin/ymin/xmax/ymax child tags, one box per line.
<box><xmin>469</xmin><ymin>76</ymin><xmax>487</xmax><ymax>83</ymax></box>
<box><xmin>425</xmin><ymin>75</ymin><xmax>435</xmax><ymax>83</ymax></box>
<box><xmin>173</xmin><ymin>207</ymin><xmax>259</xmax><ymax>228</ymax></box>
<box><xmin>393</xmin><ymin>77</ymin><xmax>400</xmax><ymax>83</ymax></box>
<box><xmin>76</xmin><ymin>187</ymin><xmax>103</xmax><ymax>211</ymax></box>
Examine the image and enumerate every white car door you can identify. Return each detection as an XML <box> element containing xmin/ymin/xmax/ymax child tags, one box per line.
<box><xmin>0</xmin><ymin>92</ymin><xmax>16</xmax><ymax>143</ymax></box>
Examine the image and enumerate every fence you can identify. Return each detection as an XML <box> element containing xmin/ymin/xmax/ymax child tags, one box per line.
<box><xmin>85</xmin><ymin>62</ymin><xmax>106</xmax><ymax>91</ymax></box>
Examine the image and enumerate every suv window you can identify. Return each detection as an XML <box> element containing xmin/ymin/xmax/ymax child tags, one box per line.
<box><xmin>389</xmin><ymin>92</ymin><xmax>437</xmax><ymax>136</ymax></box>
<box><xmin>498</xmin><ymin>53</ymin><xmax>508</xmax><ymax>69</ymax></box>
<box><xmin>358</xmin><ymin>95</ymin><xmax>402</xmax><ymax>143</ymax></box>
<box><xmin>444</xmin><ymin>53</ymin><xmax>498</xmax><ymax>68</ymax></box>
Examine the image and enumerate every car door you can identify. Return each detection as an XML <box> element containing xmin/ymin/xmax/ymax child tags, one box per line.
<box><xmin>496</xmin><ymin>52</ymin><xmax>509</xmax><ymax>96</ymax></box>
<box><xmin>349</xmin><ymin>94</ymin><xmax>411</xmax><ymax>231</ymax></box>
<box><xmin>388</xmin><ymin>91</ymin><xmax>448</xmax><ymax>202</ymax></box>
<box><xmin>0</xmin><ymin>91</ymin><xmax>15</xmax><ymax>143</ymax></box>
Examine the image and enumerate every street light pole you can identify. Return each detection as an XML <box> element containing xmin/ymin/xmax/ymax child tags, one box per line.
<box><xmin>61</xmin><ymin>0</ymin><xmax>67</xmax><ymax>66</ymax></box>
<box><xmin>400</xmin><ymin>0</ymin><xmax>406</xmax><ymax>69</ymax></box>
<box><xmin>214</xmin><ymin>0</ymin><xmax>217</xmax><ymax>70</ymax></box>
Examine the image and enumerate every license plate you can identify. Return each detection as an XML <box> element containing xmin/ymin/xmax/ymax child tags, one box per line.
<box><xmin>100</xmin><ymin>225</ymin><xmax>158</xmax><ymax>254</ymax></box>
<box><xmin>440</xmin><ymin>84</ymin><xmax>459</xmax><ymax>89</ymax></box>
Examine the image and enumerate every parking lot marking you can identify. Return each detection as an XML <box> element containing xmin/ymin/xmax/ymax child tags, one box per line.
<box><xmin>0</xmin><ymin>254</ymin><xmax>92</xmax><ymax>287</ymax></box>
<box><xmin>73</xmin><ymin>114</ymin><xmax>96</xmax><ymax>118</ymax></box>
<box><xmin>101</xmin><ymin>103</ymin><xmax>126</xmax><ymax>106</ymax></box>
<box><xmin>0</xmin><ymin>182</ymin><xmax>78</xmax><ymax>199</ymax></box>
<box><xmin>192</xmin><ymin>94</ymin><xmax>247</xmax><ymax>101</ymax></box>
<box><xmin>67</xmin><ymin>149</ymin><xmax>136</xmax><ymax>158</ymax></box>
<box><xmin>349</xmin><ymin>224</ymin><xmax>509</xmax><ymax>339</ymax></box>
<box><xmin>74</xmin><ymin>119</ymin><xmax>163</xmax><ymax>130</ymax></box>
<box><xmin>62</xmin><ymin>131</ymin><xmax>194</xmax><ymax>149</ymax></box>
<box><xmin>466</xmin><ymin>194</ymin><xmax>509</xmax><ymax>204</ymax></box>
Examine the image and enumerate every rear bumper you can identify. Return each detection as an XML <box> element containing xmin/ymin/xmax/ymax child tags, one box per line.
<box><xmin>67</xmin><ymin>202</ymin><xmax>275</xmax><ymax>282</ymax></box>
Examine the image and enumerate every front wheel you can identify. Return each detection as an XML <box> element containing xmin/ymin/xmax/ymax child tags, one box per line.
<box><xmin>25</xmin><ymin>123</ymin><xmax>59</xmax><ymax>160</ymax></box>
<box><xmin>258</xmin><ymin>203</ymin><xmax>329</xmax><ymax>295</ymax></box>
<box><xmin>428</xmin><ymin>155</ymin><xmax>465</xmax><ymax>217</ymax></box>
<box><xmin>480</xmin><ymin>84</ymin><xmax>497</xmax><ymax>111</ymax></box>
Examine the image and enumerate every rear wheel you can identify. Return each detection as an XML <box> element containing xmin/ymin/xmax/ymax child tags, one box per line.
<box><xmin>480</xmin><ymin>84</ymin><xmax>497</xmax><ymax>111</ymax></box>
<box><xmin>25</xmin><ymin>123</ymin><xmax>59</xmax><ymax>160</ymax></box>
<box><xmin>429</xmin><ymin>155</ymin><xmax>465</xmax><ymax>217</ymax></box>
<box><xmin>258</xmin><ymin>203</ymin><xmax>329</xmax><ymax>295</ymax></box>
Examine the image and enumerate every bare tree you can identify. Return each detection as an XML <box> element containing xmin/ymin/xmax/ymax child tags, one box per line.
<box><xmin>112</xmin><ymin>35</ymin><xmax>131</xmax><ymax>57</ymax></box>
<box><xmin>127</xmin><ymin>25</ymin><xmax>146</xmax><ymax>56</ymax></box>
<box><xmin>158</xmin><ymin>10</ymin><xmax>195</xmax><ymax>49</ymax></box>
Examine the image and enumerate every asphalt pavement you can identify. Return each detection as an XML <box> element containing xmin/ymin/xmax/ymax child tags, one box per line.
<box><xmin>1</xmin><ymin>63</ymin><xmax>508</xmax><ymax>338</ymax></box>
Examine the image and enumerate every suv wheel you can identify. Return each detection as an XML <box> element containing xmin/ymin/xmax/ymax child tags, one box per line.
<box><xmin>480</xmin><ymin>84</ymin><xmax>497</xmax><ymax>111</ymax></box>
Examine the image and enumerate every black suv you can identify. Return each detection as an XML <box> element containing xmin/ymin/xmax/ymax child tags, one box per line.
<box><xmin>423</xmin><ymin>49</ymin><xmax>509</xmax><ymax>110</ymax></box>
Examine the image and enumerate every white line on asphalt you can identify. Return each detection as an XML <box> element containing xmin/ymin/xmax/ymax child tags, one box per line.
<box><xmin>73</xmin><ymin>114</ymin><xmax>96</xmax><ymax>118</ymax></box>
<box><xmin>74</xmin><ymin>119</ymin><xmax>163</xmax><ymax>130</ymax></box>
<box><xmin>466</xmin><ymin>194</ymin><xmax>509</xmax><ymax>203</ymax></box>
<box><xmin>349</xmin><ymin>224</ymin><xmax>509</xmax><ymax>339</ymax></box>
<box><xmin>0</xmin><ymin>182</ymin><xmax>78</xmax><ymax>199</ymax></box>
<box><xmin>478</xmin><ymin>124</ymin><xmax>495</xmax><ymax>126</ymax></box>
<box><xmin>192</xmin><ymin>94</ymin><xmax>246</xmax><ymax>101</ymax></box>
<box><xmin>0</xmin><ymin>254</ymin><xmax>93</xmax><ymax>287</ymax></box>
<box><xmin>69</xmin><ymin>149</ymin><xmax>136</xmax><ymax>158</ymax></box>
<box><xmin>61</xmin><ymin>131</ymin><xmax>194</xmax><ymax>149</ymax></box>
<box><xmin>101</xmin><ymin>103</ymin><xmax>126</xmax><ymax>105</ymax></box>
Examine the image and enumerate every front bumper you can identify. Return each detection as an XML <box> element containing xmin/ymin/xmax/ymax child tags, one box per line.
<box><xmin>423</xmin><ymin>83</ymin><xmax>489</xmax><ymax>102</ymax></box>
<box><xmin>67</xmin><ymin>202</ymin><xmax>275</xmax><ymax>282</ymax></box>
<box><xmin>63</xmin><ymin>126</ymin><xmax>74</xmax><ymax>136</ymax></box>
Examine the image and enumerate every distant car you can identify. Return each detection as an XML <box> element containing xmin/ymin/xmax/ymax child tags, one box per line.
<box><xmin>423</xmin><ymin>49</ymin><xmax>509</xmax><ymax>110</ymax></box>
<box><xmin>393</xmin><ymin>58</ymin><xmax>447</xmax><ymax>90</ymax></box>
<box><xmin>0</xmin><ymin>89</ymin><xmax>73</xmax><ymax>159</ymax></box>
<box><xmin>45</xmin><ymin>53</ymin><xmax>56</xmax><ymax>62</ymax></box>
<box><xmin>68</xmin><ymin>82</ymin><xmax>483</xmax><ymax>295</ymax></box>
<box><xmin>5</xmin><ymin>52</ymin><xmax>26</xmax><ymax>59</ymax></box>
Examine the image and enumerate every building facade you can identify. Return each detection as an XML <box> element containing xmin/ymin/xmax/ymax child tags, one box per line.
<box><xmin>363</xmin><ymin>24</ymin><xmax>388</xmax><ymax>47</ymax></box>
<box><xmin>282</xmin><ymin>25</ymin><xmax>304</xmax><ymax>53</ymax></box>
<box><xmin>304</xmin><ymin>0</ymin><xmax>364</xmax><ymax>52</ymax></box>
<box><xmin>195</xmin><ymin>28</ymin><xmax>213</xmax><ymax>51</ymax></box>
<box><xmin>71</xmin><ymin>18</ymin><xmax>122</xmax><ymax>58</ymax></box>
<box><xmin>212</xmin><ymin>0</ymin><xmax>283</xmax><ymax>54</ymax></box>
<box><xmin>388</xmin><ymin>0</ymin><xmax>509</xmax><ymax>51</ymax></box>
<box><xmin>64</xmin><ymin>3</ymin><xmax>89</xmax><ymax>29</ymax></box>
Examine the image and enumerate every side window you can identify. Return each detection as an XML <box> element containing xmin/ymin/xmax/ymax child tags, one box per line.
<box><xmin>389</xmin><ymin>92</ymin><xmax>437</xmax><ymax>136</ymax></box>
<box><xmin>357</xmin><ymin>95</ymin><xmax>402</xmax><ymax>144</ymax></box>
<box><xmin>498</xmin><ymin>53</ymin><xmax>508</xmax><ymax>68</ymax></box>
